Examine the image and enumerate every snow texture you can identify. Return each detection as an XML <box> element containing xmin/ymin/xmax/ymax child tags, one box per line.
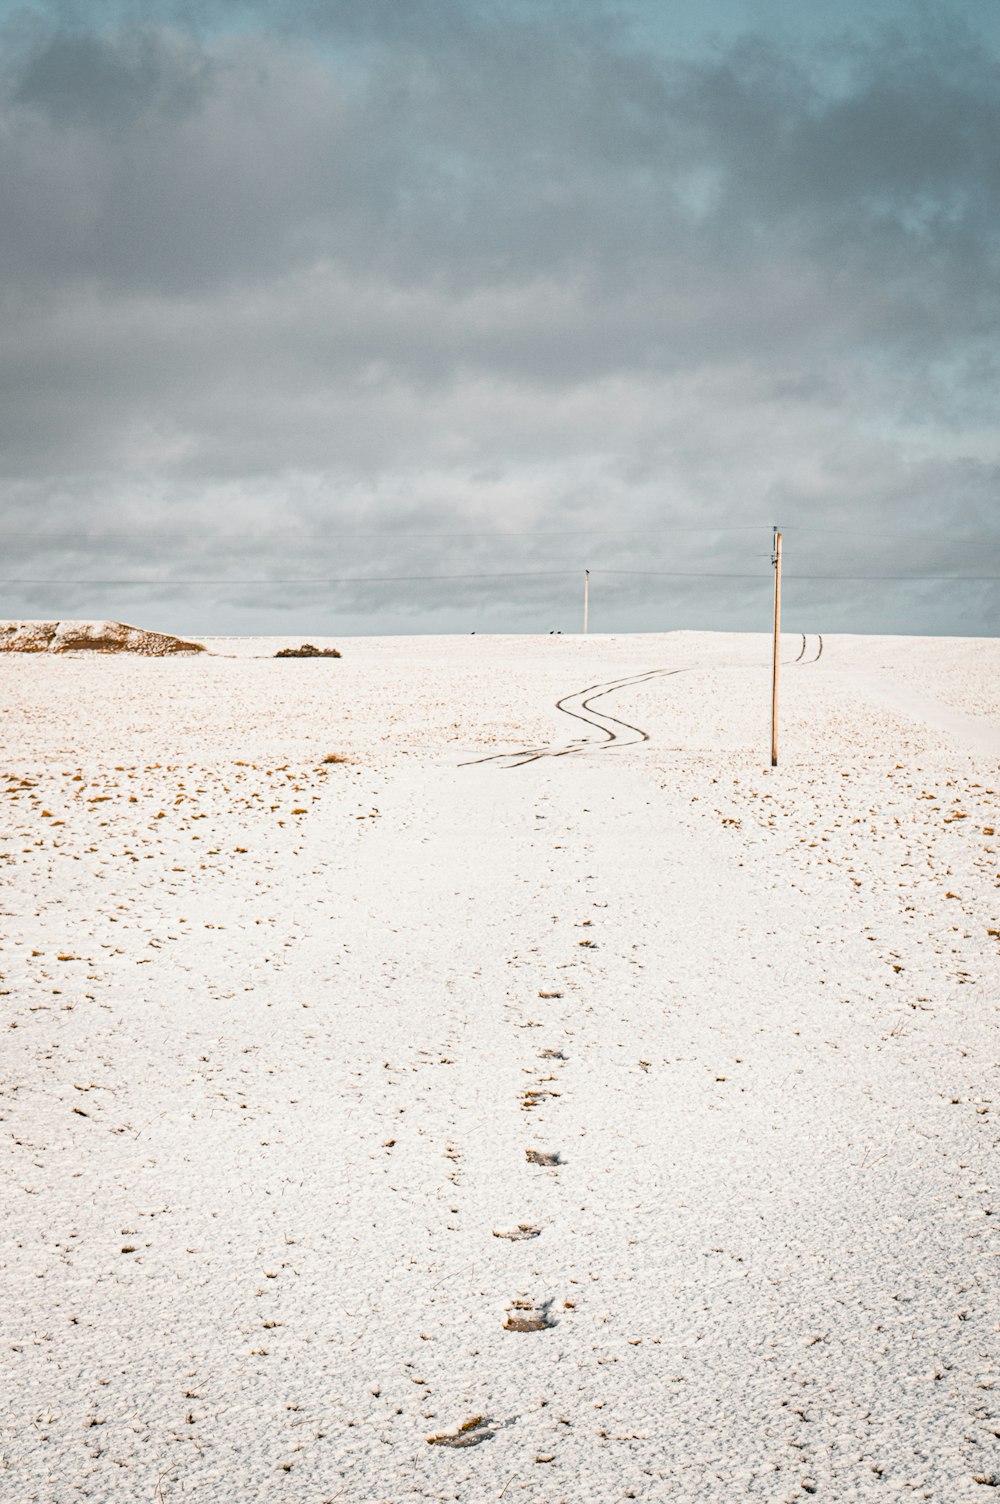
<box><xmin>1</xmin><ymin>630</ymin><xmax>998</xmax><ymax>1502</ymax></box>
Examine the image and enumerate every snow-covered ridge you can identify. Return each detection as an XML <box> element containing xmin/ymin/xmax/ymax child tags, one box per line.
<box><xmin>0</xmin><ymin>619</ymin><xmax>204</xmax><ymax>655</ymax></box>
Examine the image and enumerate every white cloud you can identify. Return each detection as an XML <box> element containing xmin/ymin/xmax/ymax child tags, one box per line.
<box><xmin>1</xmin><ymin>4</ymin><xmax>998</xmax><ymax>632</ymax></box>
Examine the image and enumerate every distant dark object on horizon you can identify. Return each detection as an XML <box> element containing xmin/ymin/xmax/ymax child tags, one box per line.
<box><xmin>274</xmin><ymin>643</ymin><xmax>342</xmax><ymax>659</ymax></box>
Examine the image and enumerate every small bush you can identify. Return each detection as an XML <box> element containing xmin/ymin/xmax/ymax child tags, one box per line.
<box><xmin>275</xmin><ymin>643</ymin><xmax>341</xmax><ymax>659</ymax></box>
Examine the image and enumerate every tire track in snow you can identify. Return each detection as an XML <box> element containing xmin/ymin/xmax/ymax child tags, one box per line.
<box><xmin>462</xmin><ymin>637</ymin><xmax>825</xmax><ymax>770</ymax></box>
<box><xmin>460</xmin><ymin>667</ymin><xmax>696</xmax><ymax>769</ymax></box>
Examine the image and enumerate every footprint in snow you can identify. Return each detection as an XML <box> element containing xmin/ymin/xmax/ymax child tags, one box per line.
<box><xmin>427</xmin><ymin>1416</ymin><xmax>494</xmax><ymax>1448</ymax></box>
<box><xmin>504</xmin><ymin>1299</ymin><xmax>556</xmax><ymax>1333</ymax></box>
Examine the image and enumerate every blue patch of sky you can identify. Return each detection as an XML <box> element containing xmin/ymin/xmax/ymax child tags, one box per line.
<box><xmin>5</xmin><ymin>0</ymin><xmax>999</xmax><ymax>51</ymax></box>
<box><xmin>628</xmin><ymin>0</ymin><xmax>1000</xmax><ymax>55</ymax></box>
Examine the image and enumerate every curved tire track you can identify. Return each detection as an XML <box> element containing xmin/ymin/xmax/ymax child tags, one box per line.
<box><xmin>794</xmin><ymin>632</ymin><xmax>824</xmax><ymax>665</ymax></box>
<box><xmin>461</xmin><ymin>666</ymin><xmax>697</xmax><ymax>768</ymax></box>
<box><xmin>461</xmin><ymin>635</ymin><xmax>825</xmax><ymax>769</ymax></box>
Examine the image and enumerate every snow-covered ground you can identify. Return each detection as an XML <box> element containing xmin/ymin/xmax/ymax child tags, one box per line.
<box><xmin>1</xmin><ymin>631</ymin><xmax>998</xmax><ymax>1502</ymax></box>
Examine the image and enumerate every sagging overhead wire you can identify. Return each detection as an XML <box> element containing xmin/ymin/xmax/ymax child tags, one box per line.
<box><xmin>2</xmin><ymin>569</ymin><xmax>999</xmax><ymax>586</ymax></box>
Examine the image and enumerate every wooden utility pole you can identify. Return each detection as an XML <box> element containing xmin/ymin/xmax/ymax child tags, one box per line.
<box><xmin>771</xmin><ymin>528</ymin><xmax>782</xmax><ymax>767</ymax></box>
<box><xmin>583</xmin><ymin>568</ymin><xmax>590</xmax><ymax>635</ymax></box>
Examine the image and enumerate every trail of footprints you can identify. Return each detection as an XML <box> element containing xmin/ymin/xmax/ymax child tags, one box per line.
<box><xmin>492</xmin><ymin>986</ymin><xmax>572</xmax><ymax>1343</ymax></box>
<box><xmin>425</xmin><ymin>959</ymin><xmax>576</xmax><ymax>1453</ymax></box>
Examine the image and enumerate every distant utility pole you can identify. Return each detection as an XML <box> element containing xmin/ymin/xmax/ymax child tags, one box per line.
<box><xmin>771</xmin><ymin>528</ymin><xmax>782</xmax><ymax>767</ymax></box>
<box><xmin>583</xmin><ymin>568</ymin><xmax>590</xmax><ymax>635</ymax></box>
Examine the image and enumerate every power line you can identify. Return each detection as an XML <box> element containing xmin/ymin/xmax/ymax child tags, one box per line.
<box><xmin>0</xmin><ymin>524</ymin><xmax>772</xmax><ymax>540</ymax></box>
<box><xmin>595</xmin><ymin>570</ymin><xmax>767</xmax><ymax>579</ymax></box>
<box><xmin>777</xmin><ymin>524</ymin><xmax>997</xmax><ymax>542</ymax></box>
<box><xmin>0</xmin><ymin>570</ymin><xmax>577</xmax><ymax>586</ymax></box>
<box><xmin>3</xmin><ymin>570</ymin><xmax>999</xmax><ymax>587</ymax></box>
<box><xmin>0</xmin><ymin>568</ymin><xmax>766</xmax><ymax>586</ymax></box>
<box><xmin>782</xmin><ymin>574</ymin><xmax>1000</xmax><ymax>582</ymax></box>
<box><xmin>600</xmin><ymin>570</ymin><xmax>1000</xmax><ymax>581</ymax></box>
<box><xmin>3</xmin><ymin>522</ymin><xmax>993</xmax><ymax>543</ymax></box>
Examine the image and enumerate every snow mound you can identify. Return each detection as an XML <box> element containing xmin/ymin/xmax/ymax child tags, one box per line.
<box><xmin>0</xmin><ymin>620</ymin><xmax>205</xmax><ymax>655</ymax></box>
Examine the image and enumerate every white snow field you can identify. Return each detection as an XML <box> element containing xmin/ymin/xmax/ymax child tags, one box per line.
<box><xmin>1</xmin><ymin>630</ymin><xmax>998</xmax><ymax>1503</ymax></box>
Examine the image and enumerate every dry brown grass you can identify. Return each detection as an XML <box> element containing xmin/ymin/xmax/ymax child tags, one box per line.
<box><xmin>275</xmin><ymin>643</ymin><xmax>341</xmax><ymax>658</ymax></box>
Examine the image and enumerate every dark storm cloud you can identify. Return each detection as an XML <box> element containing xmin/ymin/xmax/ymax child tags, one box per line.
<box><xmin>0</xmin><ymin>1</ymin><xmax>998</xmax><ymax>633</ymax></box>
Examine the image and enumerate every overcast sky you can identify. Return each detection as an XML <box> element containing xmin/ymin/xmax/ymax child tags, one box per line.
<box><xmin>2</xmin><ymin>0</ymin><xmax>999</xmax><ymax>635</ymax></box>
